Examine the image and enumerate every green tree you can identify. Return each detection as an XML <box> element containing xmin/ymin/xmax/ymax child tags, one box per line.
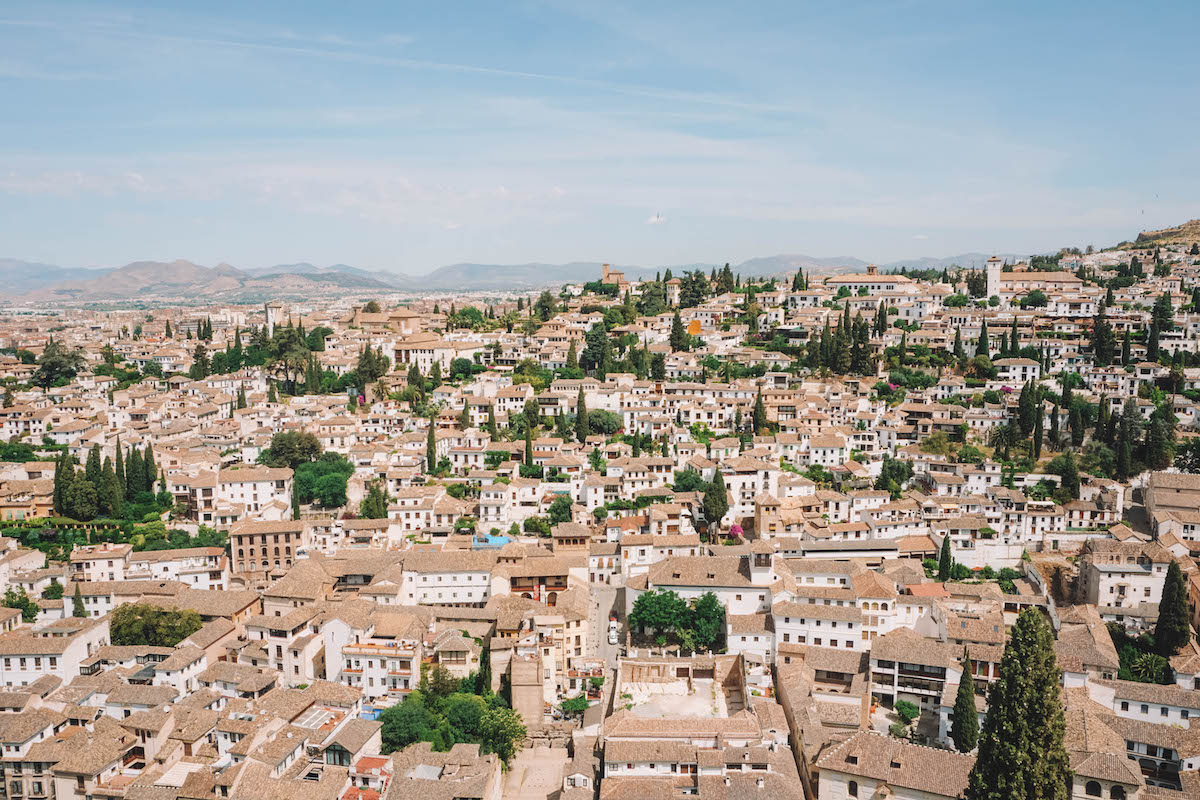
<box><xmin>688</xmin><ymin>592</ymin><xmax>725</xmax><ymax>652</ymax></box>
<box><xmin>426</xmin><ymin>424</ymin><xmax>437</xmax><ymax>470</ymax></box>
<box><xmin>1090</xmin><ymin>306</ymin><xmax>1116</xmax><ymax>366</ymax></box>
<box><xmin>2</xmin><ymin>588</ymin><xmax>38</xmax><ymax>623</ymax></box>
<box><xmin>975</xmin><ymin>319</ymin><xmax>989</xmax><ymax>357</ymax></box>
<box><xmin>574</xmin><ymin>388</ymin><xmax>589</xmax><ymax>443</ymax></box>
<box><xmin>478</xmin><ymin>706</ymin><xmax>525</xmax><ymax>763</ymax></box>
<box><xmin>752</xmin><ymin>391</ymin><xmax>770</xmax><ymax>435</ymax></box>
<box><xmin>360</xmin><ymin>480</ymin><xmax>391</xmax><ymax>519</ymax></box>
<box><xmin>1032</xmin><ymin>406</ymin><xmax>1043</xmax><ymax>460</ymax></box>
<box><xmin>629</xmin><ymin>589</ymin><xmax>688</xmax><ymax>633</ymax></box>
<box><xmin>72</xmin><ymin>584</ymin><xmax>87</xmax><ymax>617</ymax></box>
<box><xmin>109</xmin><ymin>603</ymin><xmax>203</xmax><ymax>646</ymax></box>
<box><xmin>952</xmin><ymin>648</ymin><xmax>980</xmax><ymax>752</ymax></box>
<box><xmin>702</xmin><ymin>478</ymin><xmax>729</xmax><ymax>535</ymax></box>
<box><xmin>313</xmin><ymin>472</ymin><xmax>349</xmax><ymax>508</ymax></box>
<box><xmin>41</xmin><ymin>579</ymin><xmax>64</xmax><ymax>600</ymax></box>
<box><xmin>190</xmin><ymin>343</ymin><xmax>211</xmax><ymax>380</ymax></box>
<box><xmin>379</xmin><ymin>692</ymin><xmax>437</xmax><ymax>753</ymax></box>
<box><xmin>259</xmin><ymin>431</ymin><xmax>322</xmax><ymax>469</ymax></box>
<box><xmin>1154</xmin><ymin>560</ymin><xmax>1192</xmax><ymax>656</ymax></box>
<box><xmin>937</xmin><ymin>535</ymin><xmax>953</xmax><ymax>581</ymax></box>
<box><xmin>65</xmin><ymin>477</ymin><xmax>98</xmax><ymax>521</ymax></box>
<box><xmin>669</xmin><ymin>311</ymin><xmax>688</xmax><ymax>352</ymax></box>
<box><xmin>34</xmin><ymin>338</ymin><xmax>85</xmax><ymax>389</ymax></box>
<box><xmin>964</xmin><ymin>609</ymin><xmax>1070</xmax><ymax>800</ymax></box>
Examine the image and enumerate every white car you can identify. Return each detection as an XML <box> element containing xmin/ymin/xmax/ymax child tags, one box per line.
<box><xmin>608</xmin><ymin>629</ymin><xmax>619</xmax><ymax>645</ymax></box>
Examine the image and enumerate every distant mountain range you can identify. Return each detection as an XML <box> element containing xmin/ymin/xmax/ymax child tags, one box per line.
<box><xmin>0</xmin><ymin>251</ymin><xmax>1049</xmax><ymax>303</ymax></box>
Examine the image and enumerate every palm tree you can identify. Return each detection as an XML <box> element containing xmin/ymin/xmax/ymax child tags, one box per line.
<box><xmin>1132</xmin><ymin>652</ymin><xmax>1168</xmax><ymax>682</ymax></box>
<box><xmin>988</xmin><ymin>423</ymin><xmax>1019</xmax><ymax>462</ymax></box>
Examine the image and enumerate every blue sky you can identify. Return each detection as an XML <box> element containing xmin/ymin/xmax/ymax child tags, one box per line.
<box><xmin>1</xmin><ymin>1</ymin><xmax>1197</xmax><ymax>274</ymax></box>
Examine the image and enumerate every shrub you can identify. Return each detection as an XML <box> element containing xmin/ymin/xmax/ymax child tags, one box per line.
<box><xmin>895</xmin><ymin>700</ymin><xmax>921</xmax><ymax>723</ymax></box>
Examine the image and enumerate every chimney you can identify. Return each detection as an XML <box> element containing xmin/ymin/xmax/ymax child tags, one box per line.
<box><xmin>756</xmin><ymin>777</ymin><xmax>765</xmax><ymax>789</ymax></box>
<box><xmin>866</xmin><ymin>264</ymin><xmax>878</xmax><ymax>276</ymax></box>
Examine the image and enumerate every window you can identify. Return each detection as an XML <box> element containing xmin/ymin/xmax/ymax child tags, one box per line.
<box><xmin>848</xmin><ymin>780</ymin><xmax>858</xmax><ymax>797</ymax></box>
<box><xmin>1084</xmin><ymin>781</ymin><xmax>1101</xmax><ymax>797</ymax></box>
<box><xmin>1120</xmin><ymin>701</ymin><xmax>1128</xmax><ymax>711</ymax></box>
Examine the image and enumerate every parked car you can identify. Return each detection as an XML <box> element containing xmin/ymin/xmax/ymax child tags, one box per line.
<box><xmin>608</xmin><ymin>629</ymin><xmax>619</xmax><ymax>645</ymax></box>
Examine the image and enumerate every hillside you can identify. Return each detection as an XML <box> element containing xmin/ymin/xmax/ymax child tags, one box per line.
<box><xmin>0</xmin><ymin>259</ymin><xmax>110</xmax><ymax>295</ymax></box>
<box><xmin>1133</xmin><ymin>219</ymin><xmax>1200</xmax><ymax>247</ymax></box>
<box><xmin>24</xmin><ymin>259</ymin><xmax>396</xmax><ymax>302</ymax></box>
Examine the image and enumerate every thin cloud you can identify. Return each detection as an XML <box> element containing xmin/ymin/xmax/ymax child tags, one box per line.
<box><xmin>646</xmin><ymin>213</ymin><xmax>666</xmax><ymax>225</ymax></box>
<box><xmin>912</xmin><ymin>233</ymin><xmax>929</xmax><ymax>240</ymax></box>
<box><xmin>0</xmin><ymin>17</ymin><xmax>805</xmax><ymax>116</ymax></box>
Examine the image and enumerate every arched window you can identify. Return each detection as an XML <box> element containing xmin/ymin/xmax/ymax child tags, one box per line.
<box><xmin>881</xmin><ymin>603</ymin><xmax>889</xmax><ymax>611</ymax></box>
<box><xmin>1111</xmin><ymin>788</ymin><xmax>1125</xmax><ymax>800</ymax></box>
<box><xmin>238</xmin><ymin>549</ymin><xmax>243</xmax><ymax>558</ymax></box>
<box><xmin>848</xmin><ymin>780</ymin><xmax>858</xmax><ymax>797</ymax></box>
<box><xmin>871</xmin><ymin>602</ymin><xmax>879</xmax><ymax>611</ymax></box>
<box><xmin>1084</xmin><ymin>781</ymin><xmax>1101</xmax><ymax>797</ymax></box>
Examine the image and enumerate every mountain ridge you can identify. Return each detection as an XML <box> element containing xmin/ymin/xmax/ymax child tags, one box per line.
<box><xmin>1</xmin><ymin>219</ymin><xmax>1170</xmax><ymax>301</ymax></box>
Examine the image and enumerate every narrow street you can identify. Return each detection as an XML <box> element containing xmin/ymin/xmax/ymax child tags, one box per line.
<box><xmin>588</xmin><ymin>584</ymin><xmax>622</xmax><ymax>666</ymax></box>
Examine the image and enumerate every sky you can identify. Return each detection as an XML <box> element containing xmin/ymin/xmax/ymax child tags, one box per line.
<box><xmin>1</xmin><ymin>1</ymin><xmax>1198</xmax><ymax>275</ymax></box>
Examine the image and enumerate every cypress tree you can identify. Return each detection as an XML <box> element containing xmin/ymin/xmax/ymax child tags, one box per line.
<box><xmin>268</xmin><ymin>381</ymin><xmax>277</xmax><ymax>403</ymax></box>
<box><xmin>975</xmin><ymin>319</ymin><xmax>989</xmax><ymax>357</ymax></box>
<box><xmin>964</xmin><ymin>609</ymin><xmax>1070</xmax><ymax>800</ymax></box>
<box><xmin>753</xmin><ymin>391</ymin><xmax>768</xmax><ymax>435</ymax></box>
<box><xmin>99</xmin><ymin>457</ymin><xmax>122</xmax><ymax>517</ymax></box>
<box><xmin>52</xmin><ymin>452</ymin><xmax>71</xmax><ymax>515</ymax></box>
<box><xmin>953</xmin><ymin>327</ymin><xmax>964</xmax><ymax>362</ymax></box>
<box><xmin>952</xmin><ymin>648</ymin><xmax>980</xmax><ymax>752</ymax></box>
<box><xmin>72</xmin><ymin>584</ymin><xmax>86</xmax><ymax>618</ymax></box>
<box><xmin>426</xmin><ymin>423</ymin><xmax>437</xmax><ymax>470</ymax></box>
<box><xmin>486</xmin><ymin>405</ymin><xmax>498</xmax><ymax>439</ymax></box>
<box><xmin>1033</xmin><ymin>406</ymin><xmax>1043</xmax><ymax>460</ymax></box>
<box><xmin>1060</xmin><ymin>451</ymin><xmax>1080</xmax><ymax>499</ymax></box>
<box><xmin>566</xmin><ymin>339</ymin><xmax>578</xmax><ymax>370</ymax></box>
<box><xmin>291</xmin><ymin>482</ymin><xmax>300</xmax><ymax>520</ymax></box>
<box><xmin>523</xmin><ymin>423</ymin><xmax>533</xmax><ymax>465</ymax></box>
<box><xmin>126</xmin><ymin>447</ymin><xmax>143</xmax><ymax>500</ymax></box>
<box><xmin>144</xmin><ymin>445</ymin><xmax>156</xmax><ymax>493</ymax></box>
<box><xmin>669</xmin><ymin>311</ymin><xmax>687</xmax><ymax>352</ymax></box>
<box><xmin>1049</xmin><ymin>402</ymin><xmax>1060</xmax><ymax>450</ymax></box>
<box><xmin>114</xmin><ymin>438</ymin><xmax>125</xmax><ymax>497</ymax></box>
<box><xmin>1154</xmin><ymin>560</ymin><xmax>1192</xmax><ymax>656</ymax></box>
<box><xmin>1069</xmin><ymin>404</ymin><xmax>1085</xmax><ymax>447</ymax></box>
<box><xmin>85</xmin><ymin>444</ymin><xmax>101</xmax><ymax>487</ymax></box>
<box><xmin>937</xmin><ymin>534</ymin><xmax>952</xmax><ymax>582</ymax></box>
<box><xmin>1010</xmin><ymin>315</ymin><xmax>1019</xmax><ymax>354</ymax></box>
<box><xmin>575</xmin><ymin>388</ymin><xmax>589</xmax><ymax>443</ymax></box>
<box><xmin>237</xmin><ymin>385</ymin><xmax>247</xmax><ymax>409</ymax></box>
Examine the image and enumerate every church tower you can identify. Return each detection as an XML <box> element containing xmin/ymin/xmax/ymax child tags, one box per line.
<box><xmin>985</xmin><ymin>256</ymin><xmax>1003</xmax><ymax>300</ymax></box>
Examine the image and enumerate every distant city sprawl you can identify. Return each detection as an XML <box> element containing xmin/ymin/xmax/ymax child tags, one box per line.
<box><xmin>0</xmin><ymin>238</ymin><xmax>1198</xmax><ymax>800</ymax></box>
